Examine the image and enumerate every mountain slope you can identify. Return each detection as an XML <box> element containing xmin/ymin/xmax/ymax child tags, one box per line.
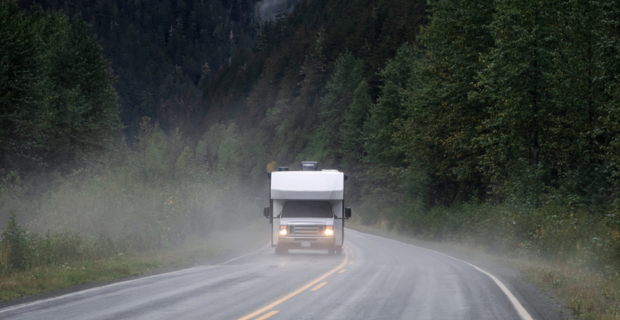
<box><xmin>19</xmin><ymin>0</ymin><xmax>261</xmax><ymax>138</ymax></box>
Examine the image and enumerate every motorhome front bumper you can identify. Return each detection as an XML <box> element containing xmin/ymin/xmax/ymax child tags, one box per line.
<box><xmin>277</xmin><ymin>235</ymin><xmax>335</xmax><ymax>249</ymax></box>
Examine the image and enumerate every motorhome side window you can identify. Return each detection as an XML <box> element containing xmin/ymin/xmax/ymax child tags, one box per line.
<box><xmin>281</xmin><ymin>201</ymin><xmax>333</xmax><ymax>218</ymax></box>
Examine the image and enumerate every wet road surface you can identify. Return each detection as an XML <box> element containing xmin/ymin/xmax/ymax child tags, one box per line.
<box><xmin>0</xmin><ymin>229</ymin><xmax>566</xmax><ymax>320</ymax></box>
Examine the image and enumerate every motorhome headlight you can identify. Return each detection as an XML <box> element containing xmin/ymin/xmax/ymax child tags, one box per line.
<box><xmin>325</xmin><ymin>226</ymin><xmax>334</xmax><ymax>236</ymax></box>
<box><xmin>279</xmin><ymin>225</ymin><xmax>288</xmax><ymax>236</ymax></box>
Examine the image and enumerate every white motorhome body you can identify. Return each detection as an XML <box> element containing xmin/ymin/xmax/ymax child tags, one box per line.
<box><xmin>265</xmin><ymin>169</ymin><xmax>350</xmax><ymax>254</ymax></box>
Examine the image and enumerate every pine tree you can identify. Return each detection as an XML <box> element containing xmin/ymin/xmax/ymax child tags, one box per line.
<box><xmin>318</xmin><ymin>52</ymin><xmax>364</xmax><ymax>165</ymax></box>
<box><xmin>275</xmin><ymin>9</ymin><xmax>286</xmax><ymax>37</ymax></box>
<box><xmin>0</xmin><ymin>3</ymin><xmax>121</xmax><ymax>176</ymax></box>
<box><xmin>365</xmin><ymin>44</ymin><xmax>417</xmax><ymax>169</ymax></box>
<box><xmin>253</xmin><ymin>3</ymin><xmax>265</xmax><ymax>51</ymax></box>
<box><xmin>341</xmin><ymin>80</ymin><xmax>372</xmax><ymax>168</ymax></box>
<box><xmin>476</xmin><ymin>0</ymin><xmax>561</xmax><ymax>203</ymax></box>
<box><xmin>390</xmin><ymin>0</ymin><xmax>495</xmax><ymax>204</ymax></box>
<box><xmin>0</xmin><ymin>2</ymin><xmax>50</xmax><ymax>174</ymax></box>
<box><xmin>42</xmin><ymin>12</ymin><xmax>121</xmax><ymax>171</ymax></box>
<box><xmin>549</xmin><ymin>0</ymin><xmax>612</xmax><ymax>207</ymax></box>
<box><xmin>599</xmin><ymin>0</ymin><xmax>620</xmax><ymax>206</ymax></box>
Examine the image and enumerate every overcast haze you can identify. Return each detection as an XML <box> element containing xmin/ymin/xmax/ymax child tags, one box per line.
<box><xmin>259</xmin><ymin>0</ymin><xmax>303</xmax><ymax>20</ymax></box>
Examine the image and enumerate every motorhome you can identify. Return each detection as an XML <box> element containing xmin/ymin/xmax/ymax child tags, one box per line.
<box><xmin>263</xmin><ymin>162</ymin><xmax>351</xmax><ymax>254</ymax></box>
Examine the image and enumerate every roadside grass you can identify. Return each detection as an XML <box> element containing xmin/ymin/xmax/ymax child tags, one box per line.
<box><xmin>347</xmin><ymin>221</ymin><xmax>620</xmax><ymax>320</ymax></box>
<box><xmin>0</xmin><ymin>222</ymin><xmax>265</xmax><ymax>301</ymax></box>
<box><xmin>0</xmin><ymin>258</ymin><xmax>155</xmax><ymax>300</ymax></box>
<box><xmin>0</xmin><ymin>120</ymin><xmax>267</xmax><ymax>302</ymax></box>
<box><xmin>519</xmin><ymin>260</ymin><xmax>620</xmax><ymax>320</ymax></box>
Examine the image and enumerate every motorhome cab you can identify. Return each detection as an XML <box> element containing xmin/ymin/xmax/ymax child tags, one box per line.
<box><xmin>263</xmin><ymin>162</ymin><xmax>351</xmax><ymax>254</ymax></box>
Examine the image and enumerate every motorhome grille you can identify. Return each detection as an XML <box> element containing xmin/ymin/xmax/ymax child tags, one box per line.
<box><xmin>291</xmin><ymin>225</ymin><xmax>324</xmax><ymax>235</ymax></box>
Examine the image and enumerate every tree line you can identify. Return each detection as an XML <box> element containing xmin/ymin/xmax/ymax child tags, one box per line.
<box><xmin>364</xmin><ymin>0</ymin><xmax>620</xmax><ymax>212</ymax></box>
<box><xmin>0</xmin><ymin>0</ymin><xmax>120</xmax><ymax>179</ymax></box>
<box><xmin>197</xmin><ymin>0</ymin><xmax>620</xmax><ymax>220</ymax></box>
<box><xmin>6</xmin><ymin>0</ymin><xmax>620</xmax><ymax>218</ymax></box>
<box><xmin>17</xmin><ymin>0</ymin><xmax>261</xmax><ymax>139</ymax></box>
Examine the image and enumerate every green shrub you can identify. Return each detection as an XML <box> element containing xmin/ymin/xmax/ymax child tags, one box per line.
<box><xmin>0</xmin><ymin>213</ymin><xmax>117</xmax><ymax>273</ymax></box>
<box><xmin>1</xmin><ymin>213</ymin><xmax>29</xmax><ymax>270</ymax></box>
<box><xmin>361</xmin><ymin>189</ymin><xmax>620</xmax><ymax>273</ymax></box>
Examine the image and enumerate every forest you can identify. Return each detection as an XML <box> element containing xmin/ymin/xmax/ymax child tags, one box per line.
<box><xmin>3</xmin><ymin>0</ymin><xmax>620</xmax><ymax>316</ymax></box>
<box><xmin>200</xmin><ymin>0</ymin><xmax>620</xmax><ymax>262</ymax></box>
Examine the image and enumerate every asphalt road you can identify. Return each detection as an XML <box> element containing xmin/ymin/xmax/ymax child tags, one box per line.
<box><xmin>0</xmin><ymin>229</ymin><xmax>569</xmax><ymax>320</ymax></box>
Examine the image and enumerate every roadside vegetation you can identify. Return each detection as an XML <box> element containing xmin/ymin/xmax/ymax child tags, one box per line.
<box><xmin>0</xmin><ymin>218</ymin><xmax>263</xmax><ymax>301</ymax></box>
<box><xmin>0</xmin><ymin>118</ymin><xmax>264</xmax><ymax>300</ymax></box>
<box><xmin>0</xmin><ymin>1</ymin><xmax>266</xmax><ymax>300</ymax></box>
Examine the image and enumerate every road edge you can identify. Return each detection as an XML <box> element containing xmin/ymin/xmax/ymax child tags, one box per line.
<box><xmin>346</xmin><ymin>227</ymin><xmax>574</xmax><ymax>320</ymax></box>
<box><xmin>0</xmin><ymin>242</ymin><xmax>272</xmax><ymax>314</ymax></box>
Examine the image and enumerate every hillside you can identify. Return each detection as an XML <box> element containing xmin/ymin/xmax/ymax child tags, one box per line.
<box><xmin>17</xmin><ymin>0</ymin><xmax>262</xmax><ymax>138</ymax></box>
<box><xmin>196</xmin><ymin>0</ymin><xmax>426</xmax><ymax>179</ymax></box>
<box><xmin>200</xmin><ymin>0</ymin><xmax>620</xmax><ymax>214</ymax></box>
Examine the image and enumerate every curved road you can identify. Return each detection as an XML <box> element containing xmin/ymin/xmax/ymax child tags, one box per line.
<box><xmin>0</xmin><ymin>229</ymin><xmax>565</xmax><ymax>320</ymax></box>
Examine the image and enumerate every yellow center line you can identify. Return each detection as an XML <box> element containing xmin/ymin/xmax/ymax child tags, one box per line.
<box><xmin>237</xmin><ymin>251</ymin><xmax>349</xmax><ymax>320</ymax></box>
<box><xmin>255</xmin><ymin>311</ymin><xmax>279</xmax><ymax>320</ymax></box>
<box><xmin>349</xmin><ymin>261</ymin><xmax>354</xmax><ymax>265</ymax></box>
<box><xmin>338</xmin><ymin>269</ymin><xmax>347</xmax><ymax>274</ymax></box>
<box><xmin>310</xmin><ymin>282</ymin><xmax>328</xmax><ymax>291</ymax></box>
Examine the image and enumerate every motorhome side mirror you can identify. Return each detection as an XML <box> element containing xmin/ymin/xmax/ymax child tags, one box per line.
<box><xmin>345</xmin><ymin>207</ymin><xmax>352</xmax><ymax>218</ymax></box>
<box><xmin>263</xmin><ymin>207</ymin><xmax>270</xmax><ymax>218</ymax></box>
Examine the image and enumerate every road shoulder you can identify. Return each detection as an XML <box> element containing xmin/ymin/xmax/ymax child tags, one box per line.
<box><xmin>0</xmin><ymin>223</ymin><xmax>268</xmax><ymax>310</ymax></box>
<box><xmin>347</xmin><ymin>224</ymin><xmax>575</xmax><ymax>320</ymax></box>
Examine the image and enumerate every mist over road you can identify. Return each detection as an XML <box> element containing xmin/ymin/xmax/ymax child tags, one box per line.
<box><xmin>0</xmin><ymin>229</ymin><xmax>566</xmax><ymax>320</ymax></box>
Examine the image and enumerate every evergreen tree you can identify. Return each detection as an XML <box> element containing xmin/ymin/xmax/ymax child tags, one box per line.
<box><xmin>0</xmin><ymin>1</ymin><xmax>50</xmax><ymax>174</ymax></box>
<box><xmin>549</xmin><ymin>0</ymin><xmax>613</xmax><ymax>207</ymax></box>
<box><xmin>42</xmin><ymin>13</ymin><xmax>121</xmax><ymax>171</ymax></box>
<box><xmin>254</xmin><ymin>3</ymin><xmax>266</xmax><ymax>51</ymax></box>
<box><xmin>0</xmin><ymin>2</ymin><xmax>121</xmax><ymax>177</ymax></box>
<box><xmin>275</xmin><ymin>9</ymin><xmax>286</xmax><ymax>38</ymax></box>
<box><xmin>341</xmin><ymin>80</ymin><xmax>372</xmax><ymax>168</ymax></box>
<box><xmin>599</xmin><ymin>0</ymin><xmax>620</xmax><ymax>206</ymax></box>
<box><xmin>393</xmin><ymin>0</ymin><xmax>495</xmax><ymax>204</ymax></box>
<box><xmin>476</xmin><ymin>0</ymin><xmax>561</xmax><ymax>203</ymax></box>
<box><xmin>318</xmin><ymin>52</ymin><xmax>364</xmax><ymax>165</ymax></box>
<box><xmin>365</xmin><ymin>44</ymin><xmax>417</xmax><ymax>169</ymax></box>
<box><xmin>18</xmin><ymin>0</ymin><xmax>262</xmax><ymax>139</ymax></box>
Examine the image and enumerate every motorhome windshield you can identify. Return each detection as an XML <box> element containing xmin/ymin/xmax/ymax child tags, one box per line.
<box><xmin>281</xmin><ymin>201</ymin><xmax>333</xmax><ymax>218</ymax></box>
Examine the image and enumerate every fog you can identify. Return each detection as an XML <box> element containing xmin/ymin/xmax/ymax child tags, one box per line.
<box><xmin>259</xmin><ymin>0</ymin><xmax>304</xmax><ymax>21</ymax></box>
<box><xmin>0</xmin><ymin>155</ymin><xmax>269</xmax><ymax>257</ymax></box>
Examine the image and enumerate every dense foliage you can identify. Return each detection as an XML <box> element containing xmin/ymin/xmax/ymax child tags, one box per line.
<box><xmin>0</xmin><ymin>1</ymin><xmax>121</xmax><ymax>178</ymax></box>
<box><xmin>18</xmin><ymin>0</ymin><xmax>263</xmax><ymax>137</ymax></box>
<box><xmin>5</xmin><ymin>0</ymin><xmax>620</xmax><ymax>258</ymax></box>
<box><xmin>197</xmin><ymin>0</ymin><xmax>620</xmax><ymax>214</ymax></box>
<box><xmin>386</xmin><ymin>0</ymin><xmax>620</xmax><ymax>210</ymax></box>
